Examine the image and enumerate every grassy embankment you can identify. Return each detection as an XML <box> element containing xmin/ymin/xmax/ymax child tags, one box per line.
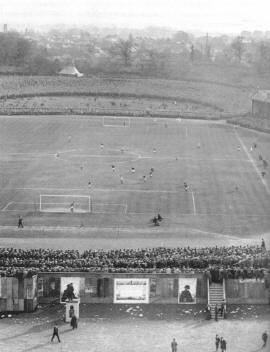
<box><xmin>0</xmin><ymin>75</ymin><xmax>252</xmax><ymax>117</ymax></box>
<box><xmin>0</xmin><ymin>66</ymin><xmax>269</xmax><ymax>131</ymax></box>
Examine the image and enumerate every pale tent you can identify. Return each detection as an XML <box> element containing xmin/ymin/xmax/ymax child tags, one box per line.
<box><xmin>59</xmin><ymin>65</ymin><xmax>83</xmax><ymax>77</ymax></box>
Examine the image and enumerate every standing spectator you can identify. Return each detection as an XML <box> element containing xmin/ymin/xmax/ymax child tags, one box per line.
<box><xmin>18</xmin><ymin>216</ymin><xmax>23</xmax><ymax>228</ymax></box>
<box><xmin>51</xmin><ymin>323</ymin><xmax>61</xmax><ymax>343</ymax></box>
<box><xmin>215</xmin><ymin>335</ymin><xmax>220</xmax><ymax>351</ymax></box>
<box><xmin>262</xmin><ymin>331</ymin><xmax>268</xmax><ymax>348</ymax></box>
<box><xmin>205</xmin><ymin>304</ymin><xmax>211</xmax><ymax>320</ymax></box>
<box><xmin>69</xmin><ymin>305</ymin><xmax>74</xmax><ymax>318</ymax></box>
<box><xmin>219</xmin><ymin>299</ymin><xmax>226</xmax><ymax>318</ymax></box>
<box><xmin>171</xmin><ymin>338</ymin><xmax>178</xmax><ymax>352</ymax></box>
<box><xmin>215</xmin><ymin>304</ymin><xmax>218</xmax><ymax>322</ymax></box>
<box><xmin>221</xmin><ymin>338</ymin><xmax>227</xmax><ymax>352</ymax></box>
<box><xmin>261</xmin><ymin>238</ymin><xmax>266</xmax><ymax>251</ymax></box>
<box><xmin>71</xmin><ymin>315</ymin><xmax>78</xmax><ymax>330</ymax></box>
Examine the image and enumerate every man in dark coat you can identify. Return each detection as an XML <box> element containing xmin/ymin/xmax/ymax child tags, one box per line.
<box><xmin>205</xmin><ymin>304</ymin><xmax>211</xmax><ymax>320</ymax></box>
<box><xmin>219</xmin><ymin>299</ymin><xmax>226</xmax><ymax>318</ymax></box>
<box><xmin>262</xmin><ymin>331</ymin><xmax>268</xmax><ymax>348</ymax></box>
<box><xmin>18</xmin><ymin>216</ymin><xmax>23</xmax><ymax>228</ymax></box>
<box><xmin>51</xmin><ymin>323</ymin><xmax>61</xmax><ymax>343</ymax></box>
<box><xmin>70</xmin><ymin>315</ymin><xmax>78</xmax><ymax>330</ymax></box>
<box><xmin>221</xmin><ymin>338</ymin><xmax>226</xmax><ymax>352</ymax></box>
<box><xmin>215</xmin><ymin>335</ymin><xmax>220</xmax><ymax>351</ymax></box>
<box><xmin>214</xmin><ymin>304</ymin><xmax>218</xmax><ymax>322</ymax></box>
<box><xmin>171</xmin><ymin>338</ymin><xmax>178</xmax><ymax>352</ymax></box>
<box><xmin>179</xmin><ymin>285</ymin><xmax>193</xmax><ymax>303</ymax></box>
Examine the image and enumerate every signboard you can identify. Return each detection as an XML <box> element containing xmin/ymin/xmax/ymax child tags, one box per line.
<box><xmin>178</xmin><ymin>278</ymin><xmax>197</xmax><ymax>304</ymax></box>
<box><xmin>114</xmin><ymin>278</ymin><xmax>149</xmax><ymax>304</ymax></box>
<box><xmin>60</xmin><ymin>277</ymin><xmax>81</xmax><ymax>303</ymax></box>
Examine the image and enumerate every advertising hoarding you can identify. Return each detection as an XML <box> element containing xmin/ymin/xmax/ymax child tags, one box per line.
<box><xmin>114</xmin><ymin>278</ymin><xmax>149</xmax><ymax>304</ymax></box>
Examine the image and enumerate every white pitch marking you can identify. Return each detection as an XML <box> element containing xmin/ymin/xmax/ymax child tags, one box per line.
<box><xmin>234</xmin><ymin>128</ymin><xmax>270</xmax><ymax>196</ymax></box>
<box><xmin>3</xmin><ymin>152</ymin><xmax>55</xmax><ymax>156</ymax></box>
<box><xmin>191</xmin><ymin>191</ymin><xmax>196</xmax><ymax>215</ymax></box>
<box><xmin>124</xmin><ymin>203</ymin><xmax>128</xmax><ymax>214</ymax></box>
<box><xmin>1</xmin><ymin>201</ymin><xmax>14</xmax><ymax>211</ymax></box>
<box><xmin>9</xmin><ymin>187</ymin><xmax>179</xmax><ymax>194</ymax></box>
<box><xmin>0</xmin><ymin>151</ymin><xmax>251</xmax><ymax>163</ymax></box>
<box><xmin>93</xmin><ymin>203</ymin><xmax>128</xmax><ymax>214</ymax></box>
<box><xmin>185</xmin><ymin>126</ymin><xmax>188</xmax><ymax>137</ymax></box>
<box><xmin>57</xmin><ymin>149</ymin><xmax>78</xmax><ymax>154</ymax></box>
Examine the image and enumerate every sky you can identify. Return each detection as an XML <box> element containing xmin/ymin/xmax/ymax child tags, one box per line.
<box><xmin>1</xmin><ymin>0</ymin><xmax>270</xmax><ymax>34</ymax></box>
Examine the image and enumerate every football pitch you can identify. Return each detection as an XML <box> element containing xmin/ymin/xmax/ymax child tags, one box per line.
<box><xmin>0</xmin><ymin>115</ymin><xmax>269</xmax><ymax>249</ymax></box>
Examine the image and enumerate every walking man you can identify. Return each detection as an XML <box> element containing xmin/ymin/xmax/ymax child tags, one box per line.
<box><xmin>221</xmin><ymin>338</ymin><xmax>226</xmax><ymax>352</ymax></box>
<box><xmin>51</xmin><ymin>323</ymin><xmax>61</xmax><ymax>343</ymax></box>
<box><xmin>171</xmin><ymin>338</ymin><xmax>178</xmax><ymax>352</ymax></box>
<box><xmin>215</xmin><ymin>334</ymin><xmax>220</xmax><ymax>351</ymax></box>
<box><xmin>215</xmin><ymin>304</ymin><xmax>218</xmax><ymax>322</ymax></box>
<box><xmin>262</xmin><ymin>331</ymin><xmax>268</xmax><ymax>348</ymax></box>
<box><xmin>18</xmin><ymin>216</ymin><xmax>23</xmax><ymax>228</ymax></box>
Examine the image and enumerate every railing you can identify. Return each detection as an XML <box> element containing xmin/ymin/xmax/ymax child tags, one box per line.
<box><xmin>207</xmin><ymin>278</ymin><xmax>210</xmax><ymax>305</ymax></box>
<box><xmin>222</xmin><ymin>278</ymin><xmax>227</xmax><ymax>318</ymax></box>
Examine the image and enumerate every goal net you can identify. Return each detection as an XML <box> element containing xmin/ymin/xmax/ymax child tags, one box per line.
<box><xmin>102</xmin><ymin>116</ymin><xmax>130</xmax><ymax>127</ymax></box>
<box><xmin>39</xmin><ymin>195</ymin><xmax>91</xmax><ymax>213</ymax></box>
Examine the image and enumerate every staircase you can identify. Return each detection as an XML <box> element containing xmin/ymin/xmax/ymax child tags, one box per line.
<box><xmin>208</xmin><ymin>280</ymin><xmax>226</xmax><ymax>319</ymax></box>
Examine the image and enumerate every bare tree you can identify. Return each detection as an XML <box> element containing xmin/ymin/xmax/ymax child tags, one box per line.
<box><xmin>110</xmin><ymin>34</ymin><xmax>134</xmax><ymax>66</ymax></box>
<box><xmin>231</xmin><ymin>36</ymin><xmax>245</xmax><ymax>62</ymax></box>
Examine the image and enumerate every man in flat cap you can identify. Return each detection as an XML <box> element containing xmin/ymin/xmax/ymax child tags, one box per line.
<box><xmin>179</xmin><ymin>284</ymin><xmax>194</xmax><ymax>303</ymax></box>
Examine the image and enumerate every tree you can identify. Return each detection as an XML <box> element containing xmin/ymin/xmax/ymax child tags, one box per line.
<box><xmin>0</xmin><ymin>32</ymin><xmax>32</xmax><ymax>65</ymax></box>
<box><xmin>255</xmin><ymin>41</ymin><xmax>270</xmax><ymax>73</ymax></box>
<box><xmin>173</xmin><ymin>31</ymin><xmax>191</xmax><ymax>44</ymax></box>
<box><xmin>109</xmin><ymin>34</ymin><xmax>134</xmax><ymax>66</ymax></box>
<box><xmin>231</xmin><ymin>36</ymin><xmax>245</xmax><ymax>62</ymax></box>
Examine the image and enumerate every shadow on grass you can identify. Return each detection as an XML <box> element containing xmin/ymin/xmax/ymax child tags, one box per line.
<box><xmin>0</xmin><ymin>318</ymin><xmax>65</xmax><ymax>342</ymax></box>
<box><xmin>23</xmin><ymin>328</ymin><xmax>73</xmax><ymax>351</ymax></box>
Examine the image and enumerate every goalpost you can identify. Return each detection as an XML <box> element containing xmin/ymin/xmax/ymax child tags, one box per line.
<box><xmin>102</xmin><ymin>116</ymin><xmax>131</xmax><ymax>127</ymax></box>
<box><xmin>39</xmin><ymin>195</ymin><xmax>91</xmax><ymax>213</ymax></box>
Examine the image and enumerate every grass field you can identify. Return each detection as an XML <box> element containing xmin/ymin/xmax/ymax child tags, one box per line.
<box><xmin>0</xmin><ymin>115</ymin><xmax>269</xmax><ymax>249</ymax></box>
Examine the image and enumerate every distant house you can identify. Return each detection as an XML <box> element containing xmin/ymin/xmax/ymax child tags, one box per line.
<box><xmin>59</xmin><ymin>65</ymin><xmax>83</xmax><ymax>77</ymax></box>
<box><xmin>252</xmin><ymin>90</ymin><xmax>270</xmax><ymax>119</ymax></box>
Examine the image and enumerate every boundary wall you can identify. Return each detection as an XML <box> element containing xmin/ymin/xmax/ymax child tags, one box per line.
<box><xmin>0</xmin><ymin>273</ymin><xmax>269</xmax><ymax>311</ymax></box>
<box><xmin>0</xmin><ymin>275</ymin><xmax>37</xmax><ymax>312</ymax></box>
<box><xmin>37</xmin><ymin>272</ymin><xmax>207</xmax><ymax>305</ymax></box>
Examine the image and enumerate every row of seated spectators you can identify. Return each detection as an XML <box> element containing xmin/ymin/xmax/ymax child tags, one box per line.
<box><xmin>0</xmin><ymin>245</ymin><xmax>268</xmax><ymax>278</ymax></box>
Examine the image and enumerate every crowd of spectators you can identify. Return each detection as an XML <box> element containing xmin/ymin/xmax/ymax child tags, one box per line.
<box><xmin>0</xmin><ymin>245</ymin><xmax>268</xmax><ymax>278</ymax></box>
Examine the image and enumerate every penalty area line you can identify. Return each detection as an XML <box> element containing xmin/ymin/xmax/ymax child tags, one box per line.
<box><xmin>1</xmin><ymin>201</ymin><xmax>14</xmax><ymax>211</ymax></box>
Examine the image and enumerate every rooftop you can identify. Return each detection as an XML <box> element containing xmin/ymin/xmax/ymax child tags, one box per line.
<box><xmin>253</xmin><ymin>90</ymin><xmax>270</xmax><ymax>103</ymax></box>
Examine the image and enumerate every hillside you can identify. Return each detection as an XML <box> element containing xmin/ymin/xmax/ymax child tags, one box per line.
<box><xmin>0</xmin><ymin>75</ymin><xmax>255</xmax><ymax>116</ymax></box>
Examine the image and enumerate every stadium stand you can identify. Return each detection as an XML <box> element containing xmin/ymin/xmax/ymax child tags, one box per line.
<box><xmin>0</xmin><ymin>245</ymin><xmax>268</xmax><ymax>277</ymax></box>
